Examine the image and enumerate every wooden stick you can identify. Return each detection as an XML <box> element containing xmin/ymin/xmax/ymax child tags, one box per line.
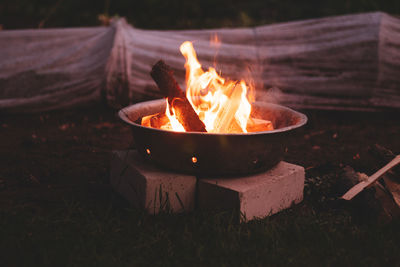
<box><xmin>150</xmin><ymin>60</ymin><xmax>207</xmax><ymax>132</ymax></box>
<box><xmin>370</xmin><ymin>145</ymin><xmax>400</xmax><ymax>207</ymax></box>
<box><xmin>342</xmin><ymin>155</ymin><xmax>400</xmax><ymax>200</ymax></box>
<box><xmin>212</xmin><ymin>82</ymin><xmax>241</xmax><ymax>133</ymax></box>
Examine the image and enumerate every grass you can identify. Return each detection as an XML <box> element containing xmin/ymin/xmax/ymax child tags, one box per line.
<box><xmin>1</xmin><ymin>200</ymin><xmax>400</xmax><ymax>266</ymax></box>
<box><xmin>0</xmin><ymin>107</ymin><xmax>400</xmax><ymax>266</ymax></box>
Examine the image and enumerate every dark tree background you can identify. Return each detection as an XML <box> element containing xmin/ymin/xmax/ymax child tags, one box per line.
<box><xmin>1</xmin><ymin>0</ymin><xmax>399</xmax><ymax>30</ymax></box>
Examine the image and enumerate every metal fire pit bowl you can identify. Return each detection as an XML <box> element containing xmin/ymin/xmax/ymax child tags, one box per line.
<box><xmin>119</xmin><ymin>99</ymin><xmax>307</xmax><ymax>176</ymax></box>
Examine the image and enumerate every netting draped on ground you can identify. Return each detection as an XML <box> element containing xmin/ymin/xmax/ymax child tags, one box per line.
<box><xmin>0</xmin><ymin>12</ymin><xmax>399</xmax><ymax>112</ymax></box>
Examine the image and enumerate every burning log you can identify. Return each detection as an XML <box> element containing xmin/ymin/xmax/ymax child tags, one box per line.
<box><xmin>141</xmin><ymin>112</ymin><xmax>169</xmax><ymax>128</ymax></box>
<box><xmin>150</xmin><ymin>60</ymin><xmax>207</xmax><ymax>132</ymax></box>
<box><xmin>150</xmin><ymin>60</ymin><xmax>185</xmax><ymax>99</ymax></box>
<box><xmin>212</xmin><ymin>82</ymin><xmax>242</xmax><ymax>133</ymax></box>
<box><xmin>246</xmin><ymin>118</ymin><xmax>274</xmax><ymax>132</ymax></box>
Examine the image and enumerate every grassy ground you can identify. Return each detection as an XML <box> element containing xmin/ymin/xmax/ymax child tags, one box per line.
<box><xmin>1</xmin><ymin>0</ymin><xmax>400</xmax><ymax>30</ymax></box>
<box><xmin>0</xmin><ymin>107</ymin><xmax>399</xmax><ymax>266</ymax></box>
<box><xmin>1</xmin><ymin>1</ymin><xmax>400</xmax><ymax>265</ymax></box>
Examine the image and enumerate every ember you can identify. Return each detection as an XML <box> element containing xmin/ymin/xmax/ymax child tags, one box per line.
<box><xmin>142</xmin><ymin>41</ymin><xmax>274</xmax><ymax>133</ymax></box>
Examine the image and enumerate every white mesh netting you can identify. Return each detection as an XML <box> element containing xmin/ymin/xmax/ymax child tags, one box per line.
<box><xmin>0</xmin><ymin>12</ymin><xmax>399</xmax><ymax>112</ymax></box>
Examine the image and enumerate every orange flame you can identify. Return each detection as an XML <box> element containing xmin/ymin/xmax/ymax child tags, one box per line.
<box><xmin>210</xmin><ymin>33</ymin><xmax>221</xmax><ymax>49</ymax></box>
<box><xmin>164</xmin><ymin>101</ymin><xmax>185</xmax><ymax>132</ymax></box>
<box><xmin>179</xmin><ymin>41</ymin><xmax>252</xmax><ymax>133</ymax></box>
<box><xmin>143</xmin><ymin>40</ymin><xmax>274</xmax><ymax>133</ymax></box>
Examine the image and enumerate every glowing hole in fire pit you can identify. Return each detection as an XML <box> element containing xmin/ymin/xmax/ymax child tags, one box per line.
<box><xmin>146</xmin><ymin>148</ymin><xmax>151</xmax><ymax>155</ymax></box>
<box><xmin>192</xmin><ymin>156</ymin><xmax>198</xmax><ymax>164</ymax></box>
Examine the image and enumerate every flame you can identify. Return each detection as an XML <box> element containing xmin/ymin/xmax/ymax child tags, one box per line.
<box><xmin>210</xmin><ymin>33</ymin><xmax>221</xmax><ymax>49</ymax></box>
<box><xmin>179</xmin><ymin>41</ymin><xmax>252</xmax><ymax>133</ymax></box>
<box><xmin>142</xmin><ymin>40</ymin><xmax>273</xmax><ymax>133</ymax></box>
<box><xmin>164</xmin><ymin>100</ymin><xmax>185</xmax><ymax>132</ymax></box>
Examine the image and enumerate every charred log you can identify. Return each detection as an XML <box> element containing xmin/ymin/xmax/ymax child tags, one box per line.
<box><xmin>150</xmin><ymin>60</ymin><xmax>207</xmax><ymax>132</ymax></box>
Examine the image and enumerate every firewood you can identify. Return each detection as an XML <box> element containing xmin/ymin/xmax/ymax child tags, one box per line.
<box><xmin>141</xmin><ymin>115</ymin><xmax>151</xmax><ymax>127</ymax></box>
<box><xmin>341</xmin><ymin>166</ymin><xmax>400</xmax><ymax>222</ymax></box>
<box><xmin>246</xmin><ymin>118</ymin><xmax>274</xmax><ymax>132</ymax></box>
<box><xmin>150</xmin><ymin>113</ymin><xmax>169</xmax><ymax>128</ymax></box>
<box><xmin>150</xmin><ymin>60</ymin><xmax>207</xmax><ymax>132</ymax></box>
<box><xmin>384</xmin><ymin>177</ymin><xmax>400</xmax><ymax>208</ymax></box>
<box><xmin>171</xmin><ymin>97</ymin><xmax>209</xmax><ymax>132</ymax></box>
<box><xmin>150</xmin><ymin>60</ymin><xmax>185</xmax><ymax>99</ymax></box>
<box><xmin>212</xmin><ymin>82</ymin><xmax>242</xmax><ymax>133</ymax></box>
<box><xmin>227</xmin><ymin>120</ymin><xmax>243</xmax><ymax>133</ymax></box>
<box><xmin>141</xmin><ymin>112</ymin><xmax>169</xmax><ymax>128</ymax></box>
<box><xmin>370</xmin><ymin>145</ymin><xmax>400</xmax><ymax>207</ymax></box>
<box><xmin>342</xmin><ymin>155</ymin><xmax>400</xmax><ymax>200</ymax></box>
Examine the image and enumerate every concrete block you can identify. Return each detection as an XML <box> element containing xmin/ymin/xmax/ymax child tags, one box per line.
<box><xmin>198</xmin><ymin>162</ymin><xmax>305</xmax><ymax>221</ymax></box>
<box><xmin>110</xmin><ymin>150</ymin><xmax>196</xmax><ymax>214</ymax></box>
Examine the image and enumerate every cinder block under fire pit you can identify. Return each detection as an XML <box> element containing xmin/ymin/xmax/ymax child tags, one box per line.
<box><xmin>111</xmin><ymin>150</ymin><xmax>197</xmax><ymax>214</ymax></box>
<box><xmin>198</xmin><ymin>162</ymin><xmax>305</xmax><ymax>221</ymax></box>
<box><xmin>110</xmin><ymin>150</ymin><xmax>305</xmax><ymax>220</ymax></box>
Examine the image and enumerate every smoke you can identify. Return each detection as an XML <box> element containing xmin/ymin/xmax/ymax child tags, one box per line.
<box><xmin>205</xmin><ymin>33</ymin><xmax>283</xmax><ymax>105</ymax></box>
<box><xmin>239</xmin><ymin>63</ymin><xmax>283</xmax><ymax>105</ymax></box>
<box><xmin>256</xmin><ymin>86</ymin><xmax>284</xmax><ymax>104</ymax></box>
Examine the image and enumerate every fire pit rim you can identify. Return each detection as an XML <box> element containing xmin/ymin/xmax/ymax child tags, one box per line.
<box><xmin>119</xmin><ymin>99</ymin><xmax>308</xmax><ymax>136</ymax></box>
